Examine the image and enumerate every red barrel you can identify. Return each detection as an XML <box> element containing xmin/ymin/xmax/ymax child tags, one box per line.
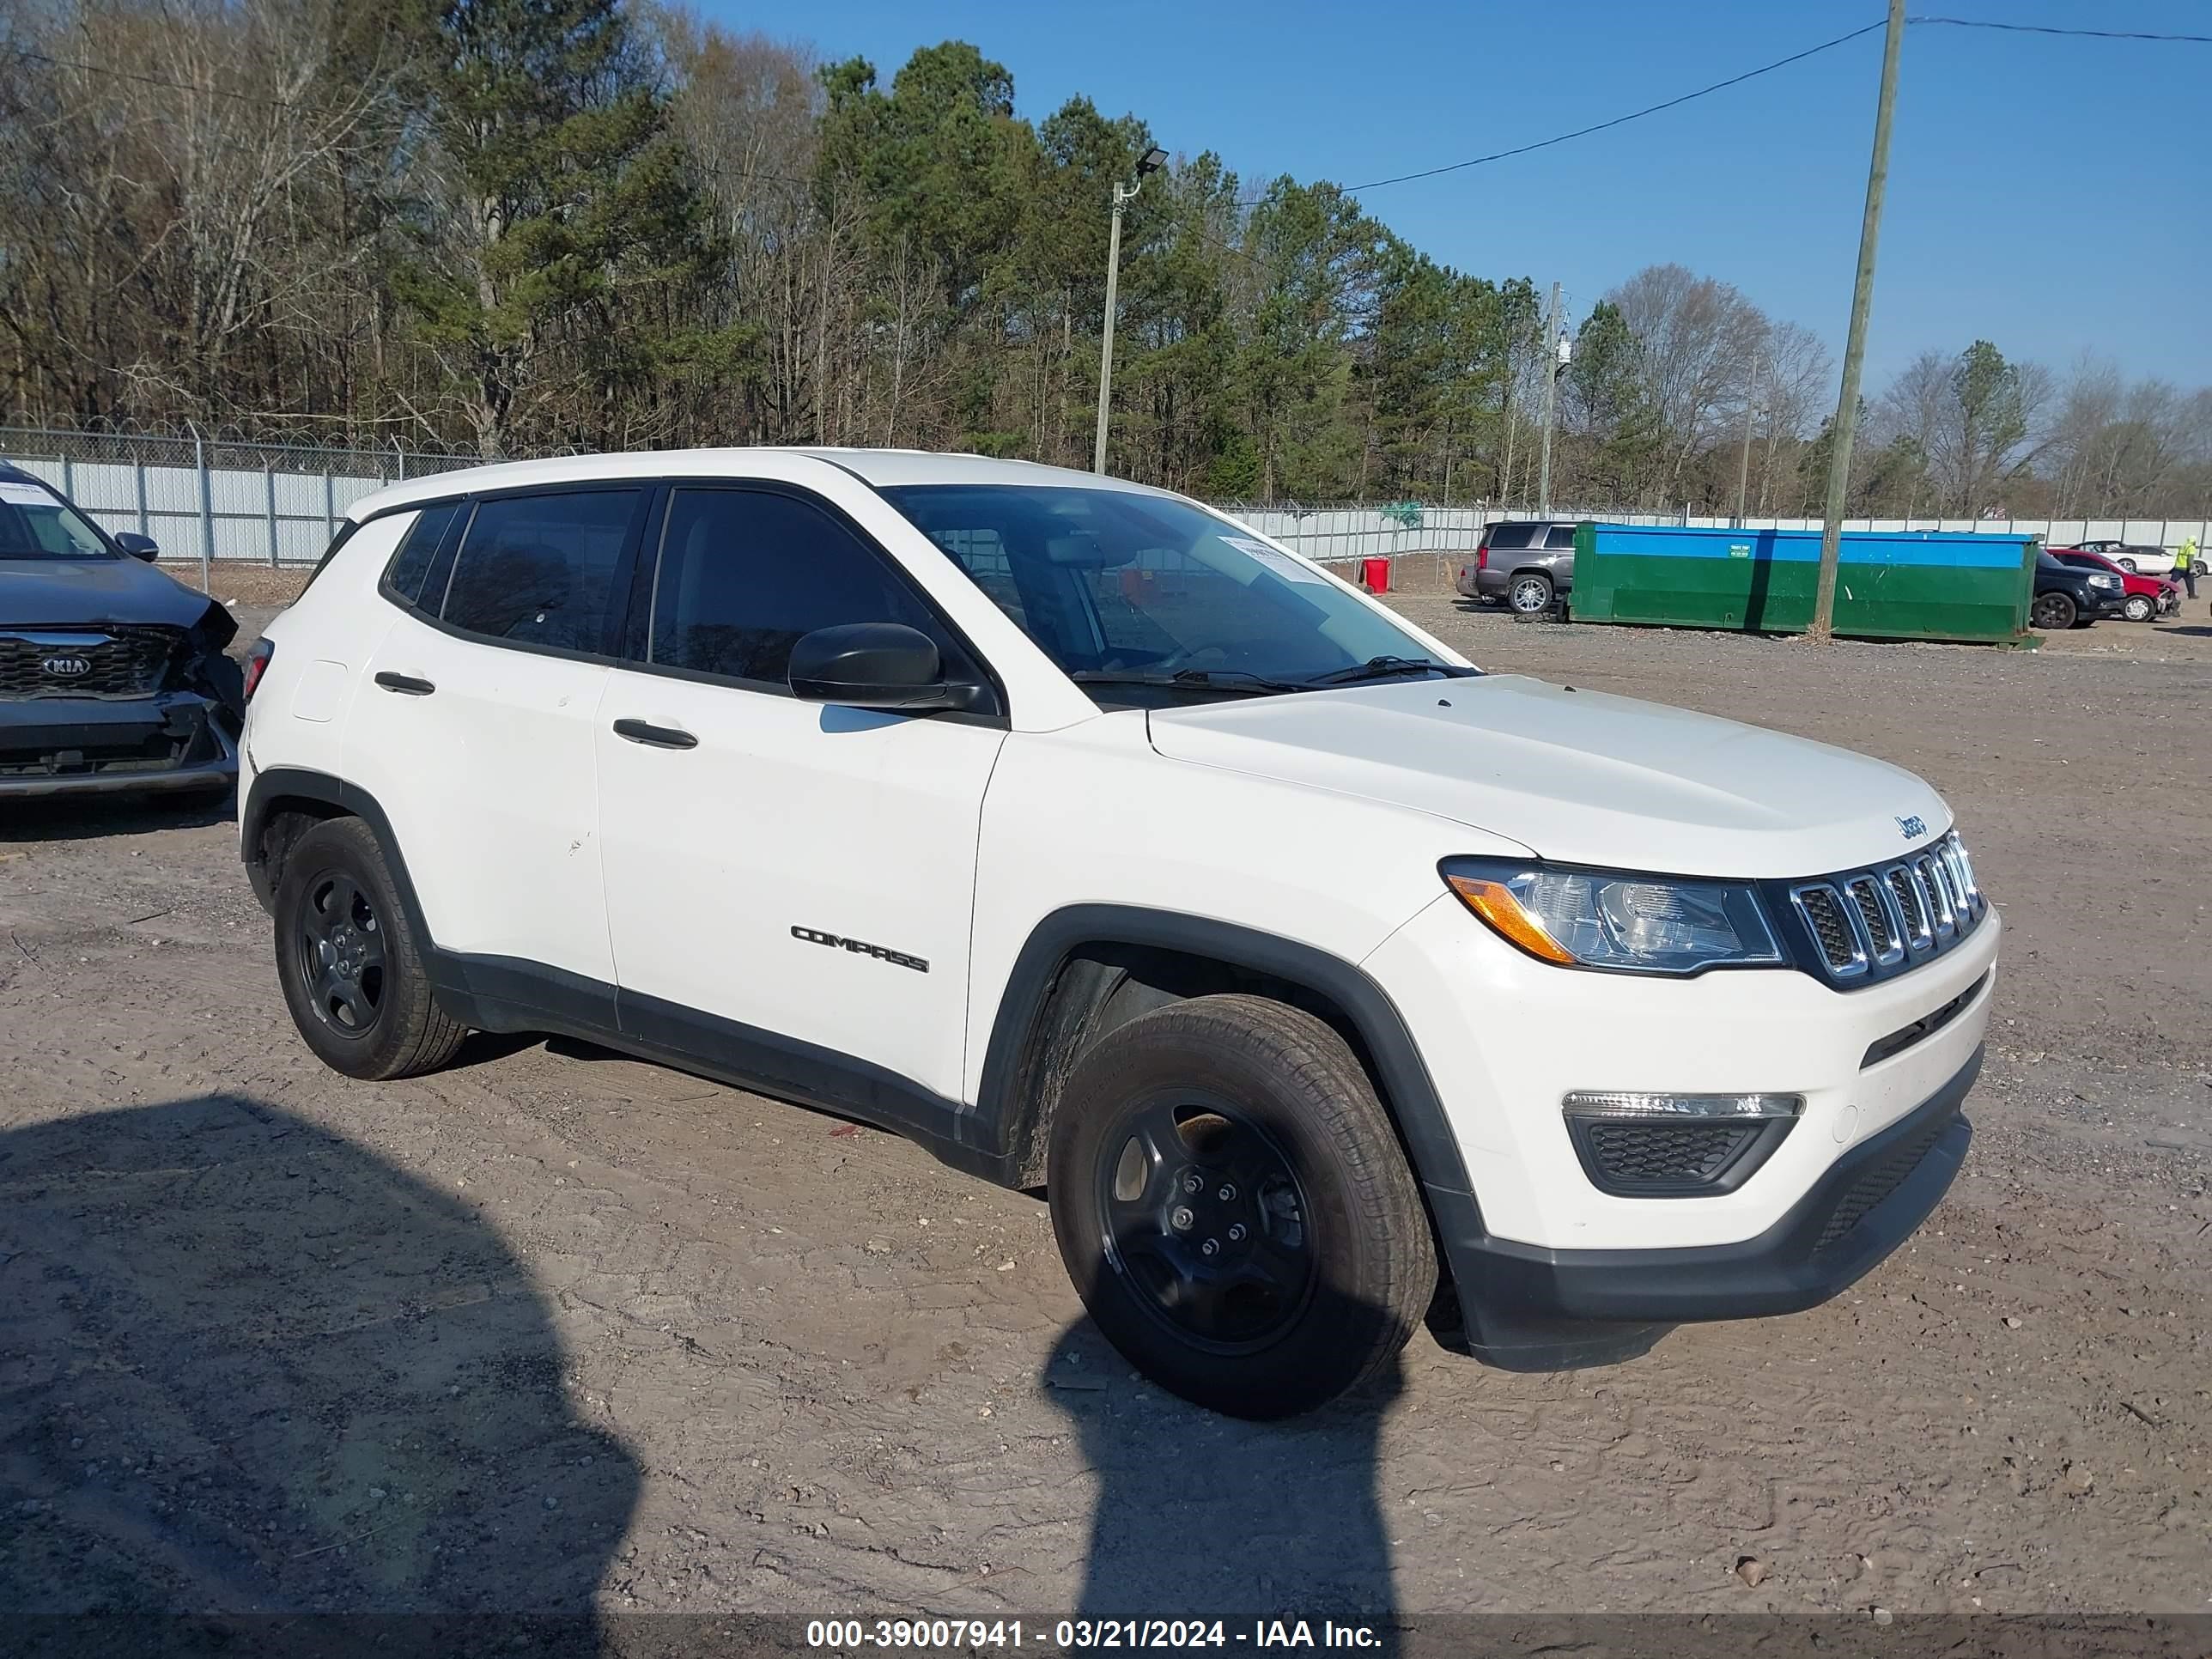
<box><xmin>1362</xmin><ymin>556</ymin><xmax>1389</xmax><ymax>593</ymax></box>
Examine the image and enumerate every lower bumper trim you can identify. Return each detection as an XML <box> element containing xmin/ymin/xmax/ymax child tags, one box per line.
<box><xmin>1444</xmin><ymin>1045</ymin><xmax>1979</xmax><ymax>1334</ymax></box>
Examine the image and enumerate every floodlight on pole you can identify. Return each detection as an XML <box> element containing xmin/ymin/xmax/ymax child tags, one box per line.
<box><xmin>1093</xmin><ymin>146</ymin><xmax>1170</xmax><ymax>473</ymax></box>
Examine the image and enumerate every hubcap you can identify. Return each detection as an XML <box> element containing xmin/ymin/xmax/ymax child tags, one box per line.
<box><xmin>296</xmin><ymin>872</ymin><xmax>386</xmax><ymax>1035</ymax></box>
<box><xmin>1095</xmin><ymin>1095</ymin><xmax>1316</xmax><ymax>1352</ymax></box>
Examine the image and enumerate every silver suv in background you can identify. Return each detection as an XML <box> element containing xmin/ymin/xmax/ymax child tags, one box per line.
<box><xmin>1454</xmin><ymin>520</ymin><xmax>1580</xmax><ymax>614</ymax></box>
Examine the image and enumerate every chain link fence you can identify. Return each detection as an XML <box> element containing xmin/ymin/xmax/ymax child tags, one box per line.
<box><xmin>3</xmin><ymin>424</ymin><xmax>2204</xmax><ymax>592</ymax></box>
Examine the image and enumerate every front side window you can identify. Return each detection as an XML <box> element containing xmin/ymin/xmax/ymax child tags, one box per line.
<box><xmin>0</xmin><ymin>477</ymin><xmax>110</xmax><ymax>559</ymax></box>
<box><xmin>441</xmin><ymin>490</ymin><xmax>640</xmax><ymax>652</ymax></box>
<box><xmin>647</xmin><ymin>488</ymin><xmax>952</xmax><ymax>686</ymax></box>
<box><xmin>881</xmin><ymin>484</ymin><xmax>1449</xmax><ymax>692</ymax></box>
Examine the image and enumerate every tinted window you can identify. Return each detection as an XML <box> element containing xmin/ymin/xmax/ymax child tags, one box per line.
<box><xmin>1545</xmin><ymin>525</ymin><xmax>1578</xmax><ymax>550</ymax></box>
<box><xmin>384</xmin><ymin>501</ymin><xmax>461</xmax><ymax>605</ymax></box>
<box><xmin>648</xmin><ymin>488</ymin><xmax>950</xmax><ymax>686</ymax></box>
<box><xmin>442</xmin><ymin>491</ymin><xmax>639</xmax><ymax>652</ymax></box>
<box><xmin>1486</xmin><ymin>524</ymin><xmax>1534</xmax><ymax>550</ymax></box>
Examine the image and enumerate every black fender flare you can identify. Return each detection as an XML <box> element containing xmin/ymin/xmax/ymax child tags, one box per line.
<box><xmin>972</xmin><ymin>904</ymin><xmax>1480</xmax><ymax>1210</ymax></box>
<box><xmin>240</xmin><ymin>767</ymin><xmax>435</xmax><ymax>951</ymax></box>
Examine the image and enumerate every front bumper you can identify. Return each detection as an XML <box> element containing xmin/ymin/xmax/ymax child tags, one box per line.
<box><xmin>0</xmin><ymin>691</ymin><xmax>238</xmax><ymax>799</ymax></box>
<box><xmin>1364</xmin><ymin>885</ymin><xmax>1996</xmax><ymax>1362</ymax></box>
<box><xmin>1448</xmin><ymin>1045</ymin><xmax>1975</xmax><ymax>1328</ymax></box>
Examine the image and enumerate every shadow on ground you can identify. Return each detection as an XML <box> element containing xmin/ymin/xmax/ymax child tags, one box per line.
<box><xmin>1042</xmin><ymin>1320</ymin><xmax>1403</xmax><ymax>1645</ymax></box>
<box><xmin>0</xmin><ymin>791</ymin><xmax>233</xmax><ymax>844</ymax></box>
<box><xmin>0</xmin><ymin>1094</ymin><xmax>639</xmax><ymax>1627</ymax></box>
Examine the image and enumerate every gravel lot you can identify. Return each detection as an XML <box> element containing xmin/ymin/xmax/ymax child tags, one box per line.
<box><xmin>2</xmin><ymin>586</ymin><xmax>2206</xmax><ymax>1626</ymax></box>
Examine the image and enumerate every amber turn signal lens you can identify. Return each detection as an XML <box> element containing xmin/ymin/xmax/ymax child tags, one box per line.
<box><xmin>1445</xmin><ymin>874</ymin><xmax>1577</xmax><ymax>965</ymax></box>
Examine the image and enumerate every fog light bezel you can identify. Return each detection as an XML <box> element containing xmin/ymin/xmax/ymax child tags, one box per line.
<box><xmin>1563</xmin><ymin>1091</ymin><xmax>1803</xmax><ymax>1197</ymax></box>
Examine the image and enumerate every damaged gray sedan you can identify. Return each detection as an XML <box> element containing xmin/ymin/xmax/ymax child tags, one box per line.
<box><xmin>1</xmin><ymin>461</ymin><xmax>243</xmax><ymax>799</ymax></box>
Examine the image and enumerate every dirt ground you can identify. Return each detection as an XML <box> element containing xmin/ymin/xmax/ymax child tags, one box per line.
<box><xmin>2</xmin><ymin>586</ymin><xmax>2207</xmax><ymax>1631</ymax></box>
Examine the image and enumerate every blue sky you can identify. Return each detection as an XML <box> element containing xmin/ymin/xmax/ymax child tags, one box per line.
<box><xmin>697</xmin><ymin>0</ymin><xmax>2210</xmax><ymax>394</ymax></box>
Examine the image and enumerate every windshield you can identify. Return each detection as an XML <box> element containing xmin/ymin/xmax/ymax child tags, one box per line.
<box><xmin>0</xmin><ymin>477</ymin><xmax>111</xmax><ymax>559</ymax></box>
<box><xmin>879</xmin><ymin>484</ymin><xmax>1454</xmax><ymax>694</ymax></box>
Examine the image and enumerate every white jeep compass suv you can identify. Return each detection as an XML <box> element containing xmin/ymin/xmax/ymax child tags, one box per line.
<box><xmin>240</xmin><ymin>449</ymin><xmax>1997</xmax><ymax>1419</ymax></box>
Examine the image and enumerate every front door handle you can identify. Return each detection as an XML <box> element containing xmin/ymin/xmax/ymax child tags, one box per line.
<box><xmin>374</xmin><ymin>672</ymin><xmax>436</xmax><ymax>696</ymax></box>
<box><xmin>612</xmin><ymin>718</ymin><xmax>698</xmax><ymax>750</ymax></box>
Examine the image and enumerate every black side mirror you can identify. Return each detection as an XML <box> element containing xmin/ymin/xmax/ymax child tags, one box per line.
<box><xmin>787</xmin><ymin>622</ymin><xmax>981</xmax><ymax>712</ymax></box>
<box><xmin>114</xmin><ymin>532</ymin><xmax>160</xmax><ymax>562</ymax></box>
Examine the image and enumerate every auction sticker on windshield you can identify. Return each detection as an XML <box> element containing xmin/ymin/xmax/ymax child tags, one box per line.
<box><xmin>1224</xmin><ymin>537</ymin><xmax>1330</xmax><ymax>584</ymax></box>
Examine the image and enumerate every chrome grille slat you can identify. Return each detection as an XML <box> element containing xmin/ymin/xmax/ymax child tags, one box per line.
<box><xmin>1886</xmin><ymin>864</ymin><xmax>1932</xmax><ymax>951</ymax></box>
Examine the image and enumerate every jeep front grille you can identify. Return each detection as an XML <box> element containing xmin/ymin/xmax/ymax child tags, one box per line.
<box><xmin>1787</xmin><ymin>831</ymin><xmax>1985</xmax><ymax>986</ymax></box>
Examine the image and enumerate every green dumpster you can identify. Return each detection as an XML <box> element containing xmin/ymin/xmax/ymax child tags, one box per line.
<box><xmin>1569</xmin><ymin>525</ymin><xmax>2036</xmax><ymax>642</ymax></box>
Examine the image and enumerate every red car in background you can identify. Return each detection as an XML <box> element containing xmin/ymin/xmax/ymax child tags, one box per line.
<box><xmin>2049</xmin><ymin>547</ymin><xmax>2179</xmax><ymax>623</ymax></box>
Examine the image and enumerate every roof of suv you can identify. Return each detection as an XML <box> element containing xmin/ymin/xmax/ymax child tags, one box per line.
<box><xmin>349</xmin><ymin>447</ymin><xmax>1176</xmax><ymax>521</ymax></box>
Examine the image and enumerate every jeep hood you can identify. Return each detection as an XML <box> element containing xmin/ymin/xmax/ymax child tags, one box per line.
<box><xmin>1145</xmin><ymin>674</ymin><xmax>1950</xmax><ymax>879</ymax></box>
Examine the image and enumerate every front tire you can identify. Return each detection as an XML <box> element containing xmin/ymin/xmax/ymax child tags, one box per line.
<box><xmin>1047</xmin><ymin>994</ymin><xmax>1435</xmax><ymax>1419</ymax></box>
<box><xmin>2031</xmin><ymin>591</ymin><xmax>2076</xmax><ymax>630</ymax></box>
<box><xmin>2122</xmin><ymin>593</ymin><xmax>2155</xmax><ymax>623</ymax></box>
<box><xmin>275</xmin><ymin>817</ymin><xmax>468</xmax><ymax>1081</ymax></box>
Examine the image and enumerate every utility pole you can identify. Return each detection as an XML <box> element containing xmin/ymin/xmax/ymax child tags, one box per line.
<box><xmin>1093</xmin><ymin>145</ymin><xmax>1168</xmax><ymax>475</ymax></box>
<box><xmin>1811</xmin><ymin>0</ymin><xmax>1905</xmax><ymax>642</ymax></box>
<box><xmin>1536</xmin><ymin>281</ymin><xmax>1563</xmax><ymax>519</ymax></box>
<box><xmin>1735</xmin><ymin>355</ymin><xmax>1759</xmax><ymax>526</ymax></box>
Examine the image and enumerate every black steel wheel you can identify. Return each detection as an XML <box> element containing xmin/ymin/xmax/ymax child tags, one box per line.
<box><xmin>295</xmin><ymin>870</ymin><xmax>387</xmax><ymax>1036</ymax></box>
<box><xmin>2032</xmin><ymin>591</ymin><xmax>2076</xmax><ymax>630</ymax></box>
<box><xmin>275</xmin><ymin>817</ymin><xmax>468</xmax><ymax>1080</ymax></box>
<box><xmin>1094</xmin><ymin>1091</ymin><xmax>1316</xmax><ymax>1353</ymax></box>
<box><xmin>1048</xmin><ymin>994</ymin><xmax>1434</xmax><ymax>1419</ymax></box>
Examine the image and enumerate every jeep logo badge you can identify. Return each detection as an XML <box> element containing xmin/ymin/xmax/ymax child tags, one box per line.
<box><xmin>40</xmin><ymin>654</ymin><xmax>93</xmax><ymax>678</ymax></box>
<box><xmin>1896</xmin><ymin>814</ymin><xmax>1929</xmax><ymax>841</ymax></box>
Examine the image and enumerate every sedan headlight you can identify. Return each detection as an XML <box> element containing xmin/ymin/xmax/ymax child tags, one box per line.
<box><xmin>1441</xmin><ymin>858</ymin><xmax>1784</xmax><ymax>975</ymax></box>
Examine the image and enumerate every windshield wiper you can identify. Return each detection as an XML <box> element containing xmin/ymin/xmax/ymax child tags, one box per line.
<box><xmin>1301</xmin><ymin>655</ymin><xmax>1474</xmax><ymax>687</ymax></box>
<box><xmin>1070</xmin><ymin>668</ymin><xmax>1308</xmax><ymax>696</ymax></box>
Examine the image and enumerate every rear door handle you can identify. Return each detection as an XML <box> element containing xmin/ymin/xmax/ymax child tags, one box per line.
<box><xmin>612</xmin><ymin>718</ymin><xmax>698</xmax><ymax>750</ymax></box>
<box><xmin>374</xmin><ymin>672</ymin><xmax>436</xmax><ymax>696</ymax></box>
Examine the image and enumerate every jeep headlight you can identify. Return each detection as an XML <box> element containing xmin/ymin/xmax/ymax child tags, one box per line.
<box><xmin>1441</xmin><ymin>858</ymin><xmax>1784</xmax><ymax>975</ymax></box>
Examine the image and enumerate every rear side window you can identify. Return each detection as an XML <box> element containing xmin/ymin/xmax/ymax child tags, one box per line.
<box><xmin>382</xmin><ymin>501</ymin><xmax>462</xmax><ymax>605</ymax></box>
<box><xmin>442</xmin><ymin>490</ymin><xmax>641</xmax><ymax>653</ymax></box>
<box><xmin>1486</xmin><ymin>524</ymin><xmax>1534</xmax><ymax>550</ymax></box>
<box><xmin>1545</xmin><ymin>525</ymin><xmax>1578</xmax><ymax>550</ymax></box>
<box><xmin>647</xmin><ymin>488</ymin><xmax>953</xmax><ymax>687</ymax></box>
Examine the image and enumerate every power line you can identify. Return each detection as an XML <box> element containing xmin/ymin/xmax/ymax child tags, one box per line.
<box><xmin>1909</xmin><ymin>16</ymin><xmax>2212</xmax><ymax>46</ymax></box>
<box><xmin>1244</xmin><ymin>19</ymin><xmax>1888</xmax><ymax>203</ymax></box>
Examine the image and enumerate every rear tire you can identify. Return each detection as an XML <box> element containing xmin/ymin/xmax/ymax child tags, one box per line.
<box><xmin>275</xmin><ymin>817</ymin><xmax>468</xmax><ymax>1081</ymax></box>
<box><xmin>1047</xmin><ymin>994</ymin><xmax>1434</xmax><ymax>1419</ymax></box>
<box><xmin>2031</xmin><ymin>592</ymin><xmax>2076</xmax><ymax>630</ymax></box>
<box><xmin>1506</xmin><ymin>572</ymin><xmax>1555</xmax><ymax>616</ymax></box>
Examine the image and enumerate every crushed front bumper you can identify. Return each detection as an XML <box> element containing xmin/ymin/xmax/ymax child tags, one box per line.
<box><xmin>0</xmin><ymin>691</ymin><xmax>239</xmax><ymax>799</ymax></box>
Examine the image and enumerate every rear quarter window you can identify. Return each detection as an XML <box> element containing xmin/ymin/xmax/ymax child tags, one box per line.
<box><xmin>1486</xmin><ymin>524</ymin><xmax>1535</xmax><ymax>550</ymax></box>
